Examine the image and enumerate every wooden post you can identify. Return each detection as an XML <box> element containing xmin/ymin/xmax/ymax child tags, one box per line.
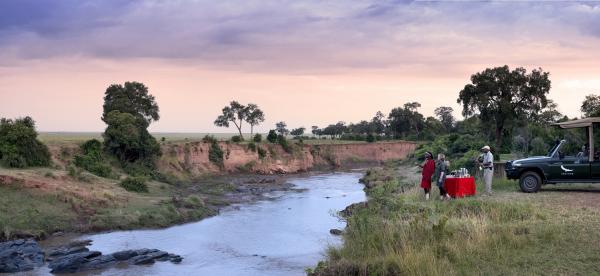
<box><xmin>590</xmin><ymin>125</ymin><xmax>595</xmax><ymax>162</ymax></box>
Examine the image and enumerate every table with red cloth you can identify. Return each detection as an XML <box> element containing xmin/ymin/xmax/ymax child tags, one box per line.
<box><xmin>444</xmin><ymin>177</ymin><xmax>476</xmax><ymax>198</ymax></box>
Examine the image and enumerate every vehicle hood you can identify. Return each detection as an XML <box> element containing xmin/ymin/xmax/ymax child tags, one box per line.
<box><xmin>511</xmin><ymin>156</ymin><xmax>551</xmax><ymax>164</ymax></box>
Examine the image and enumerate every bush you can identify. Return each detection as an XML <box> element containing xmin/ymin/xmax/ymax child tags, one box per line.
<box><xmin>0</xmin><ymin>117</ymin><xmax>51</xmax><ymax>168</ymax></box>
<box><xmin>366</xmin><ymin>134</ymin><xmax>376</xmax><ymax>143</ymax></box>
<box><xmin>202</xmin><ymin>135</ymin><xmax>218</xmax><ymax>144</ymax></box>
<box><xmin>73</xmin><ymin>139</ymin><xmax>113</xmax><ymax>178</ymax></box>
<box><xmin>102</xmin><ymin>110</ymin><xmax>161</xmax><ymax>166</ymax></box>
<box><xmin>208</xmin><ymin>141</ymin><xmax>224</xmax><ymax>168</ymax></box>
<box><xmin>253</xmin><ymin>134</ymin><xmax>262</xmax><ymax>143</ymax></box>
<box><xmin>231</xmin><ymin>135</ymin><xmax>242</xmax><ymax>143</ymax></box>
<box><xmin>267</xmin><ymin>130</ymin><xmax>278</xmax><ymax>143</ymax></box>
<box><xmin>247</xmin><ymin>142</ymin><xmax>257</xmax><ymax>152</ymax></box>
<box><xmin>119</xmin><ymin>177</ymin><xmax>149</xmax><ymax>193</ymax></box>
<box><xmin>257</xmin><ymin>147</ymin><xmax>267</xmax><ymax>159</ymax></box>
<box><xmin>277</xmin><ymin>135</ymin><xmax>292</xmax><ymax>153</ymax></box>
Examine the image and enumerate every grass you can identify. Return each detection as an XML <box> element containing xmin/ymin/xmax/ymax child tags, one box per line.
<box><xmin>0</xmin><ymin>185</ymin><xmax>78</xmax><ymax>240</ymax></box>
<box><xmin>310</xmin><ymin>165</ymin><xmax>600</xmax><ymax>275</ymax></box>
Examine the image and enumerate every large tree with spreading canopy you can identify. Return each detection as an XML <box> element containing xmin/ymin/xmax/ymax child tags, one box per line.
<box><xmin>457</xmin><ymin>66</ymin><xmax>551</xmax><ymax>151</ymax></box>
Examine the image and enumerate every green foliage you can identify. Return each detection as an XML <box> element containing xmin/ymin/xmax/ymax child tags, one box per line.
<box><xmin>458</xmin><ymin>66</ymin><xmax>551</xmax><ymax>150</ymax></box>
<box><xmin>102</xmin><ymin>82</ymin><xmax>161</xmax><ymax>173</ymax></box>
<box><xmin>247</xmin><ymin>142</ymin><xmax>257</xmax><ymax>152</ymax></box>
<box><xmin>581</xmin><ymin>94</ymin><xmax>600</xmax><ymax>117</ymax></box>
<box><xmin>267</xmin><ymin>130</ymin><xmax>278</xmax><ymax>143</ymax></box>
<box><xmin>103</xmin><ymin>110</ymin><xmax>160</xmax><ymax>166</ymax></box>
<box><xmin>415</xmin><ymin>134</ymin><xmax>487</xmax><ymax>172</ymax></box>
<box><xmin>366</xmin><ymin>134</ymin><xmax>376</xmax><ymax>143</ymax></box>
<box><xmin>257</xmin><ymin>146</ymin><xmax>267</xmax><ymax>159</ymax></box>
<box><xmin>0</xmin><ymin>117</ymin><xmax>51</xmax><ymax>168</ymax></box>
<box><xmin>277</xmin><ymin>135</ymin><xmax>292</xmax><ymax>153</ymax></box>
<box><xmin>208</xmin><ymin>141</ymin><xmax>224</xmax><ymax>168</ymax></box>
<box><xmin>73</xmin><ymin>139</ymin><xmax>113</xmax><ymax>178</ymax></box>
<box><xmin>253</xmin><ymin>133</ymin><xmax>262</xmax><ymax>143</ymax></box>
<box><xmin>231</xmin><ymin>135</ymin><xmax>242</xmax><ymax>143</ymax></box>
<box><xmin>119</xmin><ymin>177</ymin><xmax>149</xmax><ymax>193</ymax></box>
<box><xmin>102</xmin><ymin>82</ymin><xmax>159</xmax><ymax>127</ymax></box>
<box><xmin>275</xmin><ymin>121</ymin><xmax>289</xmax><ymax>136</ymax></box>
<box><xmin>290</xmin><ymin>127</ymin><xmax>306</xmax><ymax>137</ymax></box>
<box><xmin>202</xmin><ymin>135</ymin><xmax>218</xmax><ymax>144</ymax></box>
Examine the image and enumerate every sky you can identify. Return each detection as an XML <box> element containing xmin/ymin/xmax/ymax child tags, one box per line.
<box><xmin>1</xmin><ymin>0</ymin><xmax>600</xmax><ymax>133</ymax></box>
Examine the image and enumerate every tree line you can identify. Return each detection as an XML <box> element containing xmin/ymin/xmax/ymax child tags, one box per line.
<box><xmin>2</xmin><ymin>65</ymin><xmax>600</xmax><ymax>178</ymax></box>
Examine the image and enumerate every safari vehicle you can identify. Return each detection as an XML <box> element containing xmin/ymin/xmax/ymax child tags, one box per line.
<box><xmin>505</xmin><ymin>118</ymin><xmax>600</xmax><ymax>192</ymax></box>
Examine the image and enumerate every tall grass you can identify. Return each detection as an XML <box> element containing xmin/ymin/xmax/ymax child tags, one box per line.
<box><xmin>310</xmin><ymin>174</ymin><xmax>600</xmax><ymax>275</ymax></box>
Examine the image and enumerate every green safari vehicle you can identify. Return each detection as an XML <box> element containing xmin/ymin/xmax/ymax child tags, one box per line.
<box><xmin>505</xmin><ymin>118</ymin><xmax>600</xmax><ymax>192</ymax></box>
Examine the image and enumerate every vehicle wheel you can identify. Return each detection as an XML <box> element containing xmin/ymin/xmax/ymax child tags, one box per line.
<box><xmin>519</xmin><ymin>171</ymin><xmax>542</xmax><ymax>193</ymax></box>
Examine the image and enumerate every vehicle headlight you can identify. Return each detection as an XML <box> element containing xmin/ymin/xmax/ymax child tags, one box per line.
<box><xmin>513</xmin><ymin>163</ymin><xmax>522</xmax><ymax>167</ymax></box>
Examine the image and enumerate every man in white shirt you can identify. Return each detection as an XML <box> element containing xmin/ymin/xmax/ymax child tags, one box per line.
<box><xmin>481</xmin><ymin>145</ymin><xmax>494</xmax><ymax>195</ymax></box>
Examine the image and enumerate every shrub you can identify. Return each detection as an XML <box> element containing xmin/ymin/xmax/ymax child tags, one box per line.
<box><xmin>366</xmin><ymin>133</ymin><xmax>376</xmax><ymax>143</ymax></box>
<box><xmin>231</xmin><ymin>135</ymin><xmax>243</xmax><ymax>143</ymax></box>
<box><xmin>277</xmin><ymin>135</ymin><xmax>292</xmax><ymax>153</ymax></box>
<box><xmin>257</xmin><ymin>147</ymin><xmax>267</xmax><ymax>159</ymax></box>
<box><xmin>208</xmin><ymin>141</ymin><xmax>224</xmax><ymax>168</ymax></box>
<box><xmin>247</xmin><ymin>142</ymin><xmax>257</xmax><ymax>152</ymax></box>
<box><xmin>0</xmin><ymin>117</ymin><xmax>51</xmax><ymax>168</ymax></box>
<box><xmin>119</xmin><ymin>177</ymin><xmax>149</xmax><ymax>193</ymax></box>
<box><xmin>253</xmin><ymin>134</ymin><xmax>263</xmax><ymax>143</ymax></box>
<box><xmin>267</xmin><ymin>130</ymin><xmax>278</xmax><ymax>143</ymax></box>
<box><xmin>73</xmin><ymin>139</ymin><xmax>113</xmax><ymax>178</ymax></box>
<box><xmin>202</xmin><ymin>135</ymin><xmax>218</xmax><ymax>144</ymax></box>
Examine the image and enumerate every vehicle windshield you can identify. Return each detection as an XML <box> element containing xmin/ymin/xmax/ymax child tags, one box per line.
<box><xmin>549</xmin><ymin>139</ymin><xmax>591</xmax><ymax>159</ymax></box>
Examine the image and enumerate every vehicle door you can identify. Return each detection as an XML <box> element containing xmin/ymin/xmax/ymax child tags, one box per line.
<box><xmin>549</xmin><ymin>155</ymin><xmax>591</xmax><ymax>180</ymax></box>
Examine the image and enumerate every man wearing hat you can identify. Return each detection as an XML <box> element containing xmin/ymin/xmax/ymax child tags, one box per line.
<box><xmin>481</xmin><ymin>146</ymin><xmax>494</xmax><ymax>195</ymax></box>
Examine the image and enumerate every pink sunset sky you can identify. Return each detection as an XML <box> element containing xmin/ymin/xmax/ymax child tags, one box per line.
<box><xmin>1</xmin><ymin>0</ymin><xmax>599</xmax><ymax>133</ymax></box>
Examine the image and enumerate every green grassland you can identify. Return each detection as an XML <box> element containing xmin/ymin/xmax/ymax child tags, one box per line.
<box><xmin>310</xmin><ymin>164</ymin><xmax>600</xmax><ymax>275</ymax></box>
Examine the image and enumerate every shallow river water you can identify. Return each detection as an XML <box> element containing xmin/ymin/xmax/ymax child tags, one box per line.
<box><xmin>33</xmin><ymin>172</ymin><xmax>366</xmax><ymax>276</ymax></box>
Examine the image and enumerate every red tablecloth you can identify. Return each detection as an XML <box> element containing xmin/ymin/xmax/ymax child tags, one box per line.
<box><xmin>444</xmin><ymin>177</ymin><xmax>476</xmax><ymax>198</ymax></box>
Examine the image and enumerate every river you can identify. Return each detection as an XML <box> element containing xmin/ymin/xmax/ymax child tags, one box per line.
<box><xmin>32</xmin><ymin>172</ymin><xmax>366</xmax><ymax>276</ymax></box>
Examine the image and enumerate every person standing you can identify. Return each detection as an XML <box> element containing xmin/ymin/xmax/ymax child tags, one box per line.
<box><xmin>481</xmin><ymin>145</ymin><xmax>494</xmax><ymax>195</ymax></box>
<box><xmin>433</xmin><ymin>153</ymin><xmax>450</xmax><ymax>200</ymax></box>
<box><xmin>419</xmin><ymin>152</ymin><xmax>435</xmax><ymax>200</ymax></box>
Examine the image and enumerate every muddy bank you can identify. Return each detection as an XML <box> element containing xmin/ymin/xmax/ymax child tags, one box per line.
<box><xmin>158</xmin><ymin>141</ymin><xmax>417</xmax><ymax>177</ymax></box>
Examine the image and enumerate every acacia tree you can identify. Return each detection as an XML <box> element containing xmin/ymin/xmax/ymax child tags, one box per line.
<box><xmin>290</xmin><ymin>127</ymin><xmax>305</xmax><ymax>138</ymax></box>
<box><xmin>434</xmin><ymin>106</ymin><xmax>455</xmax><ymax>131</ymax></box>
<box><xmin>214</xmin><ymin>101</ymin><xmax>248</xmax><ymax>139</ymax></box>
<box><xmin>245</xmin><ymin>104</ymin><xmax>265</xmax><ymax>136</ymax></box>
<box><xmin>581</xmin><ymin>94</ymin><xmax>600</xmax><ymax>117</ymax></box>
<box><xmin>275</xmin><ymin>121</ymin><xmax>289</xmax><ymax>136</ymax></box>
<box><xmin>457</xmin><ymin>66</ymin><xmax>551</xmax><ymax>151</ymax></box>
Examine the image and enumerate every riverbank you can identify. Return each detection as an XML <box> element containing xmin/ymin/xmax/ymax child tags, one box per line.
<box><xmin>310</xmin><ymin>163</ymin><xmax>600</xmax><ymax>275</ymax></box>
<box><xmin>0</xmin><ymin>167</ymin><xmax>298</xmax><ymax>242</ymax></box>
<box><xmin>1</xmin><ymin>140</ymin><xmax>415</xmax><ymax>242</ymax></box>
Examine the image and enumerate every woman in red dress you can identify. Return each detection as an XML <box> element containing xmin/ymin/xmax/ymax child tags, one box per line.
<box><xmin>419</xmin><ymin>152</ymin><xmax>435</xmax><ymax>200</ymax></box>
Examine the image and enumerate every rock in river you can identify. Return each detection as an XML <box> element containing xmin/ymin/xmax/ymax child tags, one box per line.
<box><xmin>0</xmin><ymin>239</ymin><xmax>45</xmax><ymax>273</ymax></box>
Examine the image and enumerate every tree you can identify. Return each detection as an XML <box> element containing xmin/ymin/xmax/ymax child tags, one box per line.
<box><xmin>290</xmin><ymin>127</ymin><xmax>305</xmax><ymax>138</ymax></box>
<box><xmin>311</xmin><ymin>126</ymin><xmax>320</xmax><ymax>137</ymax></box>
<box><xmin>434</xmin><ymin>106</ymin><xmax>455</xmax><ymax>131</ymax></box>
<box><xmin>457</xmin><ymin>66</ymin><xmax>551</xmax><ymax>151</ymax></box>
<box><xmin>267</xmin><ymin>130</ymin><xmax>278</xmax><ymax>143</ymax></box>
<box><xmin>102</xmin><ymin>82</ymin><xmax>159</xmax><ymax>127</ymax></box>
<box><xmin>370</xmin><ymin>111</ymin><xmax>386</xmax><ymax>135</ymax></box>
<box><xmin>101</xmin><ymin>82</ymin><xmax>161</xmax><ymax>168</ymax></box>
<box><xmin>536</xmin><ymin>99</ymin><xmax>563</xmax><ymax>125</ymax></box>
<box><xmin>245</xmin><ymin>104</ymin><xmax>265</xmax><ymax>136</ymax></box>
<box><xmin>388</xmin><ymin>103</ymin><xmax>424</xmax><ymax>139</ymax></box>
<box><xmin>103</xmin><ymin>110</ymin><xmax>160</xmax><ymax>164</ymax></box>
<box><xmin>581</xmin><ymin>94</ymin><xmax>600</xmax><ymax>117</ymax></box>
<box><xmin>0</xmin><ymin>117</ymin><xmax>51</xmax><ymax>168</ymax></box>
<box><xmin>275</xmin><ymin>121</ymin><xmax>289</xmax><ymax>136</ymax></box>
<box><xmin>214</xmin><ymin>101</ymin><xmax>248</xmax><ymax>139</ymax></box>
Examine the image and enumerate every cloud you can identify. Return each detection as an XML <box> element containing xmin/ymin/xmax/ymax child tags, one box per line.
<box><xmin>1</xmin><ymin>0</ymin><xmax>600</xmax><ymax>74</ymax></box>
